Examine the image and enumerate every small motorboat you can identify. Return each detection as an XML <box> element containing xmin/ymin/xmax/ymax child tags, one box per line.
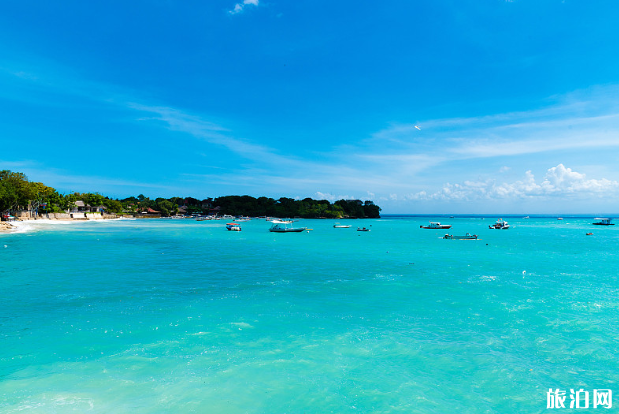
<box><xmin>420</xmin><ymin>222</ymin><xmax>452</xmax><ymax>229</ymax></box>
<box><xmin>357</xmin><ymin>227</ymin><xmax>370</xmax><ymax>232</ymax></box>
<box><xmin>489</xmin><ymin>219</ymin><xmax>509</xmax><ymax>229</ymax></box>
<box><xmin>226</xmin><ymin>223</ymin><xmax>242</xmax><ymax>231</ymax></box>
<box><xmin>443</xmin><ymin>233</ymin><xmax>478</xmax><ymax>240</ymax></box>
<box><xmin>592</xmin><ymin>218</ymin><xmax>614</xmax><ymax>226</ymax></box>
<box><xmin>269</xmin><ymin>221</ymin><xmax>306</xmax><ymax>233</ymax></box>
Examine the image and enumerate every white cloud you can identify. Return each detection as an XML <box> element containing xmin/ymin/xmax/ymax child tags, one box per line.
<box><xmin>406</xmin><ymin>164</ymin><xmax>618</xmax><ymax>202</ymax></box>
<box><xmin>229</xmin><ymin>0</ymin><xmax>259</xmax><ymax>15</ymax></box>
<box><xmin>314</xmin><ymin>192</ymin><xmax>353</xmax><ymax>202</ymax></box>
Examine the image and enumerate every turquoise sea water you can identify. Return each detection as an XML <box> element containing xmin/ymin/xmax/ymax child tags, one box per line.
<box><xmin>1</xmin><ymin>216</ymin><xmax>619</xmax><ymax>413</ymax></box>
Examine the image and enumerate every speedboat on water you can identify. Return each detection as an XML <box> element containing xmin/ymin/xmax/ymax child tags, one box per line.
<box><xmin>226</xmin><ymin>223</ymin><xmax>242</xmax><ymax>231</ymax></box>
<box><xmin>592</xmin><ymin>218</ymin><xmax>614</xmax><ymax>226</ymax></box>
<box><xmin>420</xmin><ymin>222</ymin><xmax>452</xmax><ymax>229</ymax></box>
<box><xmin>333</xmin><ymin>223</ymin><xmax>351</xmax><ymax>228</ymax></box>
<box><xmin>269</xmin><ymin>221</ymin><xmax>306</xmax><ymax>233</ymax></box>
<box><xmin>489</xmin><ymin>218</ymin><xmax>509</xmax><ymax>229</ymax></box>
<box><xmin>357</xmin><ymin>227</ymin><xmax>370</xmax><ymax>232</ymax></box>
<box><xmin>443</xmin><ymin>233</ymin><xmax>478</xmax><ymax>240</ymax></box>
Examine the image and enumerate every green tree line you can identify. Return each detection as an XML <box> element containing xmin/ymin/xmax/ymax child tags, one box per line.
<box><xmin>211</xmin><ymin>196</ymin><xmax>380</xmax><ymax>218</ymax></box>
<box><xmin>0</xmin><ymin>170</ymin><xmax>381</xmax><ymax>219</ymax></box>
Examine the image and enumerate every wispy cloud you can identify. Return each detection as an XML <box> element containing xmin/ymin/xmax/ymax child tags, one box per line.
<box><xmin>370</xmin><ymin>110</ymin><xmax>619</xmax><ymax>162</ymax></box>
<box><xmin>397</xmin><ymin>164</ymin><xmax>619</xmax><ymax>202</ymax></box>
<box><xmin>228</xmin><ymin>0</ymin><xmax>259</xmax><ymax>15</ymax></box>
<box><xmin>314</xmin><ymin>192</ymin><xmax>354</xmax><ymax>202</ymax></box>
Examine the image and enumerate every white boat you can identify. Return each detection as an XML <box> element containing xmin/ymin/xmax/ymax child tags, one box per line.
<box><xmin>269</xmin><ymin>221</ymin><xmax>307</xmax><ymax>233</ymax></box>
<box><xmin>269</xmin><ymin>218</ymin><xmax>293</xmax><ymax>223</ymax></box>
<box><xmin>420</xmin><ymin>222</ymin><xmax>452</xmax><ymax>229</ymax></box>
<box><xmin>226</xmin><ymin>222</ymin><xmax>242</xmax><ymax>231</ymax></box>
<box><xmin>489</xmin><ymin>218</ymin><xmax>509</xmax><ymax>229</ymax></box>
<box><xmin>593</xmin><ymin>218</ymin><xmax>614</xmax><ymax>226</ymax></box>
<box><xmin>443</xmin><ymin>233</ymin><xmax>478</xmax><ymax>240</ymax></box>
<box><xmin>333</xmin><ymin>223</ymin><xmax>351</xmax><ymax>228</ymax></box>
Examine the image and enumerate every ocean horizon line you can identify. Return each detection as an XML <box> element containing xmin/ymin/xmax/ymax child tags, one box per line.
<box><xmin>382</xmin><ymin>213</ymin><xmax>618</xmax><ymax>218</ymax></box>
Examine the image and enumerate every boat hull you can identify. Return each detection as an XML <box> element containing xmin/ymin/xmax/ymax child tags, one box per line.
<box><xmin>269</xmin><ymin>228</ymin><xmax>306</xmax><ymax>233</ymax></box>
<box><xmin>444</xmin><ymin>234</ymin><xmax>478</xmax><ymax>240</ymax></box>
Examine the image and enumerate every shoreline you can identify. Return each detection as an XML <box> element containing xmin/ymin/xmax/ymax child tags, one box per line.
<box><xmin>0</xmin><ymin>222</ymin><xmax>14</xmax><ymax>232</ymax></box>
<box><xmin>0</xmin><ymin>215</ymin><xmax>124</xmax><ymax>234</ymax></box>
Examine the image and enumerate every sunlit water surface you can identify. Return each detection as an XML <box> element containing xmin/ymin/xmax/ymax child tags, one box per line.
<box><xmin>1</xmin><ymin>216</ymin><xmax>618</xmax><ymax>413</ymax></box>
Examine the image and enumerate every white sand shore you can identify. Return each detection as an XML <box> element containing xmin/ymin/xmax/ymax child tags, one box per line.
<box><xmin>0</xmin><ymin>222</ymin><xmax>14</xmax><ymax>232</ymax></box>
<box><xmin>1</xmin><ymin>216</ymin><xmax>126</xmax><ymax>234</ymax></box>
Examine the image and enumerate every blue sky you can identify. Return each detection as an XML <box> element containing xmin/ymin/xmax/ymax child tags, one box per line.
<box><xmin>1</xmin><ymin>0</ymin><xmax>619</xmax><ymax>213</ymax></box>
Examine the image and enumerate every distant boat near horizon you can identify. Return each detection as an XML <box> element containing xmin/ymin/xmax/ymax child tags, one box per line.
<box><xmin>420</xmin><ymin>222</ymin><xmax>452</xmax><ymax>229</ymax></box>
<box><xmin>489</xmin><ymin>218</ymin><xmax>510</xmax><ymax>229</ymax></box>
<box><xmin>593</xmin><ymin>218</ymin><xmax>614</xmax><ymax>226</ymax></box>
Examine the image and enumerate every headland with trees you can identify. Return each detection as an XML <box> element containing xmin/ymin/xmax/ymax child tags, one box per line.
<box><xmin>0</xmin><ymin>170</ymin><xmax>381</xmax><ymax>220</ymax></box>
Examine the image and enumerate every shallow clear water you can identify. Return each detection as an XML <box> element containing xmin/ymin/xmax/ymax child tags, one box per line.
<box><xmin>1</xmin><ymin>217</ymin><xmax>618</xmax><ymax>413</ymax></box>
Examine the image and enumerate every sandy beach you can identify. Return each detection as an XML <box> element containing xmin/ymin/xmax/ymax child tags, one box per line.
<box><xmin>0</xmin><ymin>222</ymin><xmax>15</xmax><ymax>232</ymax></box>
<box><xmin>0</xmin><ymin>216</ymin><xmax>125</xmax><ymax>234</ymax></box>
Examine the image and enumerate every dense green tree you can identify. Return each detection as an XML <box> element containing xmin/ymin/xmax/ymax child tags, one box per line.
<box><xmin>84</xmin><ymin>193</ymin><xmax>106</xmax><ymax>209</ymax></box>
<box><xmin>0</xmin><ymin>170</ymin><xmax>36</xmax><ymax>213</ymax></box>
<box><xmin>155</xmin><ymin>198</ymin><xmax>177</xmax><ymax>217</ymax></box>
<box><xmin>103</xmin><ymin>199</ymin><xmax>123</xmax><ymax>214</ymax></box>
<box><xmin>363</xmin><ymin>200</ymin><xmax>381</xmax><ymax>218</ymax></box>
<box><xmin>42</xmin><ymin>189</ymin><xmax>70</xmax><ymax>212</ymax></box>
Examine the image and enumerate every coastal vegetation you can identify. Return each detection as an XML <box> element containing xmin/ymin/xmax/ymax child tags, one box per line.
<box><xmin>0</xmin><ymin>170</ymin><xmax>381</xmax><ymax>219</ymax></box>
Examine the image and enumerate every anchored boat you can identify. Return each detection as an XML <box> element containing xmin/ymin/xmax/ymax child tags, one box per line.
<box><xmin>420</xmin><ymin>222</ymin><xmax>452</xmax><ymax>229</ymax></box>
<box><xmin>269</xmin><ymin>221</ymin><xmax>307</xmax><ymax>233</ymax></box>
<box><xmin>226</xmin><ymin>223</ymin><xmax>242</xmax><ymax>231</ymax></box>
<box><xmin>592</xmin><ymin>218</ymin><xmax>614</xmax><ymax>226</ymax></box>
<box><xmin>333</xmin><ymin>223</ymin><xmax>351</xmax><ymax>228</ymax></box>
<box><xmin>443</xmin><ymin>233</ymin><xmax>478</xmax><ymax>240</ymax></box>
<box><xmin>489</xmin><ymin>218</ymin><xmax>509</xmax><ymax>229</ymax></box>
